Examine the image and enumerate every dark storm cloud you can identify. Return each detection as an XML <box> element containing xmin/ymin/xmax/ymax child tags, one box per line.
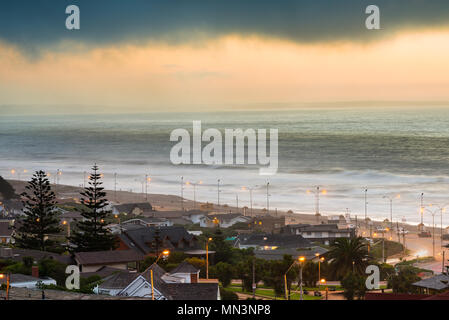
<box><xmin>0</xmin><ymin>0</ymin><xmax>449</xmax><ymax>51</ymax></box>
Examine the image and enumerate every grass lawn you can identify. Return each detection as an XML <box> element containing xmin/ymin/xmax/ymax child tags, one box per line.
<box><xmin>226</xmin><ymin>286</ymin><xmax>322</xmax><ymax>300</ymax></box>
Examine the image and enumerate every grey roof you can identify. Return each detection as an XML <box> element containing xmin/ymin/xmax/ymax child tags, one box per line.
<box><xmin>0</xmin><ymin>221</ymin><xmax>13</xmax><ymax>237</ymax></box>
<box><xmin>119</xmin><ymin>226</ymin><xmax>197</xmax><ymax>255</ymax></box>
<box><xmin>117</xmin><ymin>264</ymin><xmax>219</xmax><ymax>300</ymax></box>
<box><xmin>80</xmin><ymin>266</ymin><xmax>126</xmax><ymax>279</ymax></box>
<box><xmin>413</xmin><ymin>274</ymin><xmax>449</xmax><ymax>291</ymax></box>
<box><xmin>163</xmin><ymin>283</ymin><xmax>219</xmax><ymax>300</ymax></box>
<box><xmin>60</xmin><ymin>211</ymin><xmax>83</xmax><ymax>219</ymax></box>
<box><xmin>75</xmin><ymin>250</ymin><xmax>144</xmax><ymax>266</ymax></box>
<box><xmin>0</xmin><ymin>273</ymin><xmax>53</xmax><ymax>285</ymax></box>
<box><xmin>99</xmin><ymin>271</ymin><xmax>139</xmax><ymax>290</ymax></box>
<box><xmin>169</xmin><ymin>261</ymin><xmax>200</xmax><ymax>274</ymax></box>
<box><xmin>0</xmin><ymin>248</ymin><xmax>74</xmax><ymax>265</ymax></box>
<box><xmin>238</xmin><ymin>233</ymin><xmax>312</xmax><ymax>249</ymax></box>
<box><xmin>287</xmin><ymin>223</ymin><xmax>353</xmax><ymax>233</ymax></box>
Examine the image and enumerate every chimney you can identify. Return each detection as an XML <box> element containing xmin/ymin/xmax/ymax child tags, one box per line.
<box><xmin>32</xmin><ymin>266</ymin><xmax>39</xmax><ymax>278</ymax></box>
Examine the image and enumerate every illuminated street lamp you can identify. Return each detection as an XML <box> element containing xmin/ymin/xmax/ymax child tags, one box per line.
<box><xmin>0</xmin><ymin>272</ymin><xmax>10</xmax><ymax>300</ymax></box>
<box><xmin>150</xmin><ymin>250</ymin><xmax>170</xmax><ymax>300</ymax></box>
<box><xmin>206</xmin><ymin>237</ymin><xmax>213</xmax><ymax>279</ymax></box>
<box><xmin>315</xmin><ymin>253</ymin><xmax>325</xmax><ymax>286</ymax></box>
<box><xmin>283</xmin><ymin>256</ymin><xmax>306</xmax><ymax>300</ymax></box>
<box><xmin>307</xmin><ymin>187</ymin><xmax>327</xmax><ymax>220</ymax></box>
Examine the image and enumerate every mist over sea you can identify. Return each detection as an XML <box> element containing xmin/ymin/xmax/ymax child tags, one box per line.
<box><xmin>2</xmin><ymin>107</ymin><xmax>449</xmax><ymax>226</ymax></box>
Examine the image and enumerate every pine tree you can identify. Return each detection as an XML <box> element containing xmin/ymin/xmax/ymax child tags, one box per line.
<box><xmin>0</xmin><ymin>176</ymin><xmax>17</xmax><ymax>200</ymax></box>
<box><xmin>15</xmin><ymin>171</ymin><xmax>61</xmax><ymax>251</ymax></box>
<box><xmin>70</xmin><ymin>165</ymin><xmax>117</xmax><ymax>252</ymax></box>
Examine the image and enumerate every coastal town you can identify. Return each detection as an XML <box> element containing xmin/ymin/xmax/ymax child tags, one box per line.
<box><xmin>1</xmin><ymin>167</ymin><xmax>449</xmax><ymax>301</ymax></box>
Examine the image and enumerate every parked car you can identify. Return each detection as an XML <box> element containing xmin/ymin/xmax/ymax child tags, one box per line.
<box><xmin>314</xmin><ymin>291</ymin><xmax>322</xmax><ymax>297</ymax></box>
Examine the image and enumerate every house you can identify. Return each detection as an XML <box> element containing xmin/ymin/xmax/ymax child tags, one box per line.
<box><xmin>117</xmin><ymin>226</ymin><xmax>199</xmax><ymax>255</ymax></box>
<box><xmin>113</xmin><ymin>203</ymin><xmax>153</xmax><ymax>216</ymax></box>
<box><xmin>0</xmin><ymin>247</ymin><xmax>74</xmax><ymax>265</ymax></box>
<box><xmin>74</xmin><ymin>249</ymin><xmax>144</xmax><ymax>273</ymax></box>
<box><xmin>200</xmin><ymin>213</ymin><xmax>251</xmax><ymax>228</ymax></box>
<box><xmin>108</xmin><ymin>217</ymin><xmax>173</xmax><ymax>234</ymax></box>
<box><xmin>0</xmin><ymin>273</ymin><xmax>56</xmax><ymax>288</ymax></box>
<box><xmin>95</xmin><ymin>270</ymin><xmax>140</xmax><ymax>296</ymax></box>
<box><xmin>97</xmin><ymin>263</ymin><xmax>220</xmax><ymax>300</ymax></box>
<box><xmin>59</xmin><ymin>211</ymin><xmax>84</xmax><ymax>224</ymax></box>
<box><xmin>235</xmin><ymin>233</ymin><xmax>312</xmax><ymax>250</ymax></box>
<box><xmin>0</xmin><ymin>200</ymin><xmax>24</xmax><ymax>216</ymax></box>
<box><xmin>282</xmin><ymin>223</ymin><xmax>355</xmax><ymax>245</ymax></box>
<box><xmin>412</xmin><ymin>274</ymin><xmax>449</xmax><ymax>294</ymax></box>
<box><xmin>147</xmin><ymin>210</ymin><xmax>207</xmax><ymax>225</ymax></box>
<box><xmin>0</xmin><ymin>221</ymin><xmax>14</xmax><ymax>244</ymax></box>
<box><xmin>168</xmin><ymin>261</ymin><xmax>200</xmax><ymax>283</ymax></box>
<box><xmin>254</xmin><ymin>246</ymin><xmax>328</xmax><ymax>261</ymax></box>
<box><xmin>250</xmin><ymin>216</ymin><xmax>286</xmax><ymax>233</ymax></box>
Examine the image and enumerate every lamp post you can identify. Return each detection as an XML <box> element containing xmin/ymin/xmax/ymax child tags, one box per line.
<box><xmin>383</xmin><ymin>194</ymin><xmax>400</xmax><ymax>239</ymax></box>
<box><xmin>283</xmin><ymin>256</ymin><xmax>306</xmax><ymax>300</ymax></box>
<box><xmin>307</xmin><ymin>187</ymin><xmax>327</xmax><ymax>221</ymax></box>
<box><xmin>320</xmin><ymin>278</ymin><xmax>328</xmax><ymax>300</ymax></box>
<box><xmin>315</xmin><ymin>253</ymin><xmax>325</xmax><ymax>286</ymax></box>
<box><xmin>364</xmin><ymin>188</ymin><xmax>368</xmax><ymax>223</ymax></box>
<box><xmin>0</xmin><ymin>273</ymin><xmax>10</xmax><ymax>300</ymax></box>
<box><xmin>206</xmin><ymin>237</ymin><xmax>212</xmax><ymax>280</ymax></box>
<box><xmin>425</xmin><ymin>207</ymin><xmax>438</xmax><ymax>257</ymax></box>
<box><xmin>150</xmin><ymin>250</ymin><xmax>170</xmax><ymax>300</ymax></box>
<box><xmin>145</xmin><ymin>174</ymin><xmax>151</xmax><ymax>201</ymax></box>
<box><xmin>266</xmin><ymin>181</ymin><xmax>270</xmax><ymax>216</ymax></box>
<box><xmin>181</xmin><ymin>176</ymin><xmax>184</xmax><ymax>211</ymax></box>
<box><xmin>217</xmin><ymin>179</ymin><xmax>221</xmax><ymax>211</ymax></box>
<box><xmin>62</xmin><ymin>220</ymin><xmax>70</xmax><ymax>238</ymax></box>
<box><xmin>186</xmin><ymin>181</ymin><xmax>203</xmax><ymax>209</ymax></box>
<box><xmin>299</xmin><ymin>256</ymin><xmax>306</xmax><ymax>301</ymax></box>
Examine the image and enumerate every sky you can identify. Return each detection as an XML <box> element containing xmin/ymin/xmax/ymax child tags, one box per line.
<box><xmin>1</xmin><ymin>0</ymin><xmax>449</xmax><ymax>112</ymax></box>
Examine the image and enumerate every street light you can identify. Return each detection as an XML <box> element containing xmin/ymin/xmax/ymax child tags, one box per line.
<box><xmin>150</xmin><ymin>250</ymin><xmax>170</xmax><ymax>300</ymax></box>
<box><xmin>307</xmin><ymin>187</ymin><xmax>327</xmax><ymax>220</ymax></box>
<box><xmin>315</xmin><ymin>254</ymin><xmax>325</xmax><ymax>286</ymax></box>
<box><xmin>206</xmin><ymin>237</ymin><xmax>213</xmax><ymax>280</ymax></box>
<box><xmin>283</xmin><ymin>256</ymin><xmax>306</xmax><ymax>300</ymax></box>
<box><xmin>0</xmin><ymin>272</ymin><xmax>10</xmax><ymax>300</ymax></box>
<box><xmin>320</xmin><ymin>278</ymin><xmax>328</xmax><ymax>300</ymax></box>
<box><xmin>383</xmin><ymin>194</ymin><xmax>400</xmax><ymax>238</ymax></box>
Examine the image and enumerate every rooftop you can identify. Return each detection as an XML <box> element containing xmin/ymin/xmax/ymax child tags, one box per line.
<box><xmin>75</xmin><ymin>249</ymin><xmax>144</xmax><ymax>266</ymax></box>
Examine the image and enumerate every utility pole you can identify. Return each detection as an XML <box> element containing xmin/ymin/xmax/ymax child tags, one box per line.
<box><xmin>217</xmin><ymin>179</ymin><xmax>221</xmax><ymax>210</ymax></box>
<box><xmin>252</xmin><ymin>257</ymin><xmax>256</xmax><ymax>299</ymax></box>
<box><xmin>364</xmin><ymin>188</ymin><xmax>368</xmax><ymax>223</ymax></box>
<box><xmin>266</xmin><ymin>182</ymin><xmax>270</xmax><ymax>215</ymax></box>
<box><xmin>181</xmin><ymin>176</ymin><xmax>184</xmax><ymax>211</ymax></box>
<box><xmin>114</xmin><ymin>173</ymin><xmax>117</xmax><ymax>203</ymax></box>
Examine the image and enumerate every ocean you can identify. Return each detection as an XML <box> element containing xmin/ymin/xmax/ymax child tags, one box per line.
<box><xmin>2</xmin><ymin>107</ymin><xmax>449</xmax><ymax>226</ymax></box>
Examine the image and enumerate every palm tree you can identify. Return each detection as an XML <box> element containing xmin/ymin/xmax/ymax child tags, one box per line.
<box><xmin>326</xmin><ymin>237</ymin><xmax>372</xmax><ymax>280</ymax></box>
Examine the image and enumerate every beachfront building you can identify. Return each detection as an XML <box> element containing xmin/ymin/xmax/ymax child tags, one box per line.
<box><xmin>234</xmin><ymin>233</ymin><xmax>312</xmax><ymax>250</ymax></box>
<box><xmin>199</xmin><ymin>213</ymin><xmax>251</xmax><ymax>228</ymax></box>
<box><xmin>249</xmin><ymin>216</ymin><xmax>286</xmax><ymax>233</ymax></box>
<box><xmin>282</xmin><ymin>223</ymin><xmax>355</xmax><ymax>245</ymax></box>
